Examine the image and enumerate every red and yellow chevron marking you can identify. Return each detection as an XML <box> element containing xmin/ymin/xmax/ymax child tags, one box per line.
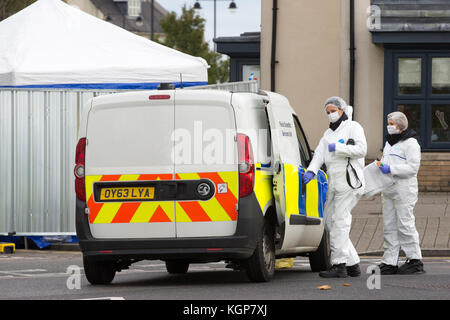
<box><xmin>86</xmin><ymin>174</ymin><xmax>173</xmax><ymax>224</ymax></box>
<box><xmin>175</xmin><ymin>172</ymin><xmax>238</xmax><ymax>222</ymax></box>
<box><xmin>85</xmin><ymin>172</ymin><xmax>238</xmax><ymax>224</ymax></box>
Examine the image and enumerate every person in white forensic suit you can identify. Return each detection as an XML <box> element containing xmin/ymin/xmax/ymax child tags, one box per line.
<box><xmin>303</xmin><ymin>96</ymin><xmax>367</xmax><ymax>278</ymax></box>
<box><xmin>378</xmin><ymin>111</ymin><xmax>424</xmax><ymax>275</ymax></box>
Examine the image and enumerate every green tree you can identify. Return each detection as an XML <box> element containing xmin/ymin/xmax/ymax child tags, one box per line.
<box><xmin>156</xmin><ymin>5</ymin><xmax>229</xmax><ymax>84</ymax></box>
<box><xmin>0</xmin><ymin>0</ymin><xmax>36</xmax><ymax>21</ymax></box>
<box><xmin>0</xmin><ymin>0</ymin><xmax>67</xmax><ymax>21</ymax></box>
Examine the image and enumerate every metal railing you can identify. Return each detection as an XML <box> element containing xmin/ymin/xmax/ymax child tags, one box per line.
<box><xmin>186</xmin><ymin>80</ymin><xmax>259</xmax><ymax>93</ymax></box>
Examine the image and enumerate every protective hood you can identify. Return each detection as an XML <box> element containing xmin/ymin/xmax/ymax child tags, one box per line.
<box><xmin>324</xmin><ymin>96</ymin><xmax>353</xmax><ymax>121</ymax></box>
<box><xmin>344</xmin><ymin>105</ymin><xmax>353</xmax><ymax>121</ymax></box>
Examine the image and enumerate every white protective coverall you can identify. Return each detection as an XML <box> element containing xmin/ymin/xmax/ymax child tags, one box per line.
<box><xmin>307</xmin><ymin>106</ymin><xmax>367</xmax><ymax>266</ymax></box>
<box><xmin>380</xmin><ymin>138</ymin><xmax>422</xmax><ymax>265</ymax></box>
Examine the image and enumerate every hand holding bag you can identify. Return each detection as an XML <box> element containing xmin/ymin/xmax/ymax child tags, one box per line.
<box><xmin>345</xmin><ymin>138</ymin><xmax>363</xmax><ymax>189</ymax></box>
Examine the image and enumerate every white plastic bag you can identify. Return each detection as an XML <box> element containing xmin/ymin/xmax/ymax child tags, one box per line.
<box><xmin>363</xmin><ymin>161</ymin><xmax>395</xmax><ymax>198</ymax></box>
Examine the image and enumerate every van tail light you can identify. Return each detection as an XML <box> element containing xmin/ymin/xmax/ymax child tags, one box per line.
<box><xmin>237</xmin><ymin>134</ymin><xmax>255</xmax><ymax>198</ymax></box>
<box><xmin>74</xmin><ymin>138</ymin><xmax>86</xmax><ymax>201</ymax></box>
<box><xmin>149</xmin><ymin>94</ymin><xmax>171</xmax><ymax>100</ymax></box>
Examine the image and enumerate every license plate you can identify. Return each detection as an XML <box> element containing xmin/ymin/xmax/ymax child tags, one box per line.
<box><xmin>99</xmin><ymin>187</ymin><xmax>155</xmax><ymax>201</ymax></box>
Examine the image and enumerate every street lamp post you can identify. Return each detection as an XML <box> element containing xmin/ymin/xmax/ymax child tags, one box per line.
<box><xmin>151</xmin><ymin>0</ymin><xmax>155</xmax><ymax>41</ymax></box>
<box><xmin>194</xmin><ymin>0</ymin><xmax>237</xmax><ymax>51</ymax></box>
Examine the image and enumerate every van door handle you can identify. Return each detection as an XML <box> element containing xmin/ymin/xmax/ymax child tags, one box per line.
<box><xmin>273</xmin><ymin>161</ymin><xmax>281</xmax><ymax>174</ymax></box>
<box><xmin>162</xmin><ymin>182</ymin><xmax>178</xmax><ymax>199</ymax></box>
<box><xmin>300</xmin><ymin>172</ymin><xmax>306</xmax><ymax>197</ymax></box>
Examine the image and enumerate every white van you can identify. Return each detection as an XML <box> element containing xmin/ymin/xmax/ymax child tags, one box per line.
<box><xmin>75</xmin><ymin>88</ymin><xmax>330</xmax><ymax>284</ymax></box>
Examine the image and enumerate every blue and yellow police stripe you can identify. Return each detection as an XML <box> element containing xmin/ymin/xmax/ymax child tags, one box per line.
<box><xmin>282</xmin><ymin>164</ymin><xmax>327</xmax><ymax>219</ymax></box>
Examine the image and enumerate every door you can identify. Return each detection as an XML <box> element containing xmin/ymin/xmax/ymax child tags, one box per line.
<box><xmin>173</xmin><ymin>90</ymin><xmax>239</xmax><ymax>237</ymax></box>
<box><xmin>265</xmin><ymin>92</ymin><xmax>324</xmax><ymax>250</ymax></box>
<box><xmin>292</xmin><ymin>115</ymin><xmax>327</xmax><ymax>247</ymax></box>
<box><xmin>292</xmin><ymin>115</ymin><xmax>326</xmax><ymax>221</ymax></box>
<box><xmin>265</xmin><ymin>93</ymin><xmax>301</xmax><ymax>222</ymax></box>
<box><xmin>85</xmin><ymin>92</ymin><xmax>176</xmax><ymax>239</ymax></box>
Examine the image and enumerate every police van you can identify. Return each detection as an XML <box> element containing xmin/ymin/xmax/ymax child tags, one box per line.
<box><xmin>75</xmin><ymin>87</ymin><xmax>330</xmax><ymax>284</ymax></box>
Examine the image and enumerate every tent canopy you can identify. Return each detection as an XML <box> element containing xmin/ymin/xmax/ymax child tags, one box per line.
<box><xmin>0</xmin><ymin>0</ymin><xmax>208</xmax><ymax>89</ymax></box>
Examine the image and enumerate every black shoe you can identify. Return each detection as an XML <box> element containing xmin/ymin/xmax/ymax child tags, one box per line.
<box><xmin>346</xmin><ymin>264</ymin><xmax>361</xmax><ymax>277</ymax></box>
<box><xmin>319</xmin><ymin>263</ymin><xmax>347</xmax><ymax>278</ymax></box>
<box><xmin>379</xmin><ymin>263</ymin><xmax>398</xmax><ymax>275</ymax></box>
<box><xmin>398</xmin><ymin>259</ymin><xmax>425</xmax><ymax>275</ymax></box>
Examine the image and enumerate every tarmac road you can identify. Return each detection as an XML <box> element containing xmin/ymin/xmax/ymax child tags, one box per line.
<box><xmin>0</xmin><ymin>250</ymin><xmax>449</xmax><ymax>300</ymax></box>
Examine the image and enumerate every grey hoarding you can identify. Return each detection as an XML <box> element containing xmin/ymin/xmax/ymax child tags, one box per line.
<box><xmin>0</xmin><ymin>89</ymin><xmax>117</xmax><ymax>235</ymax></box>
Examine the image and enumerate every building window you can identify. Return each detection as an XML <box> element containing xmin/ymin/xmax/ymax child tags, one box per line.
<box><xmin>398</xmin><ymin>58</ymin><xmax>422</xmax><ymax>95</ymax></box>
<box><xmin>397</xmin><ymin>103</ymin><xmax>422</xmax><ymax>140</ymax></box>
<box><xmin>431</xmin><ymin>104</ymin><xmax>450</xmax><ymax>143</ymax></box>
<box><xmin>128</xmin><ymin>0</ymin><xmax>141</xmax><ymax>17</ymax></box>
<box><xmin>432</xmin><ymin>58</ymin><xmax>450</xmax><ymax>95</ymax></box>
<box><xmin>386</xmin><ymin>50</ymin><xmax>450</xmax><ymax>150</ymax></box>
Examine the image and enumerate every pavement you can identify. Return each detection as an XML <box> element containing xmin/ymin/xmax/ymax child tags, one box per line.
<box><xmin>352</xmin><ymin>192</ymin><xmax>450</xmax><ymax>256</ymax></box>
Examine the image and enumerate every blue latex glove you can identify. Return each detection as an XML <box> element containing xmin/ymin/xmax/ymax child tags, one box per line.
<box><xmin>303</xmin><ymin>171</ymin><xmax>315</xmax><ymax>184</ymax></box>
<box><xmin>328</xmin><ymin>143</ymin><xmax>336</xmax><ymax>152</ymax></box>
<box><xmin>379</xmin><ymin>164</ymin><xmax>391</xmax><ymax>174</ymax></box>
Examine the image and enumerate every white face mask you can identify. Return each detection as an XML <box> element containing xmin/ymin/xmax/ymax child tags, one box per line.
<box><xmin>387</xmin><ymin>125</ymin><xmax>400</xmax><ymax>135</ymax></box>
<box><xmin>328</xmin><ymin>111</ymin><xmax>340</xmax><ymax>123</ymax></box>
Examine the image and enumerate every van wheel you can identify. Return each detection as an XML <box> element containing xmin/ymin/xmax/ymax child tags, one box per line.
<box><xmin>309</xmin><ymin>229</ymin><xmax>331</xmax><ymax>272</ymax></box>
<box><xmin>245</xmin><ymin>220</ymin><xmax>275</xmax><ymax>282</ymax></box>
<box><xmin>165</xmin><ymin>260</ymin><xmax>189</xmax><ymax>274</ymax></box>
<box><xmin>83</xmin><ymin>255</ymin><xmax>116</xmax><ymax>285</ymax></box>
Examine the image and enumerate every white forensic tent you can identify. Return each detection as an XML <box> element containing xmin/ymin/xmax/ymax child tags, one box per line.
<box><xmin>0</xmin><ymin>0</ymin><xmax>208</xmax><ymax>89</ymax></box>
<box><xmin>0</xmin><ymin>0</ymin><xmax>208</xmax><ymax>236</ymax></box>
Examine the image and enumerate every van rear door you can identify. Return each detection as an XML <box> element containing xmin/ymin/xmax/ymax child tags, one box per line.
<box><xmin>85</xmin><ymin>92</ymin><xmax>176</xmax><ymax>239</ymax></box>
<box><xmin>173</xmin><ymin>90</ymin><xmax>239</xmax><ymax>237</ymax></box>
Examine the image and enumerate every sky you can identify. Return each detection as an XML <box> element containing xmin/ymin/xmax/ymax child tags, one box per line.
<box><xmin>157</xmin><ymin>0</ymin><xmax>261</xmax><ymax>48</ymax></box>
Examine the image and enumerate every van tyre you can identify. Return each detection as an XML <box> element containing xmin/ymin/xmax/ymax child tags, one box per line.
<box><xmin>245</xmin><ymin>220</ymin><xmax>275</xmax><ymax>282</ymax></box>
<box><xmin>309</xmin><ymin>229</ymin><xmax>331</xmax><ymax>272</ymax></box>
<box><xmin>83</xmin><ymin>255</ymin><xmax>116</xmax><ymax>285</ymax></box>
<box><xmin>165</xmin><ymin>260</ymin><xmax>189</xmax><ymax>274</ymax></box>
